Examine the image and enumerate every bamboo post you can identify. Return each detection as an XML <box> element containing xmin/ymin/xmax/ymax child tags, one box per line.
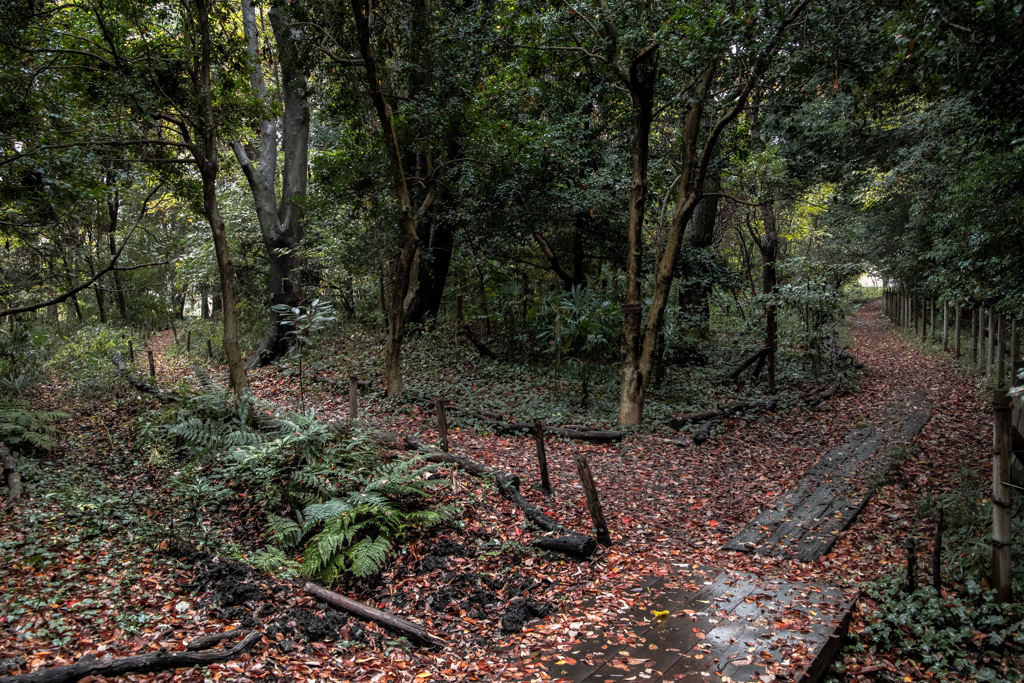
<box><xmin>955</xmin><ymin>304</ymin><xmax>961</xmax><ymax>359</ymax></box>
<box><xmin>207</xmin><ymin>339</ymin><xmax>214</xmax><ymax>360</ymax></box>
<box><xmin>349</xmin><ymin>375</ymin><xmax>359</xmax><ymax>419</ymax></box>
<box><xmin>533</xmin><ymin>421</ymin><xmax>551</xmax><ymax>494</ymax></box>
<box><xmin>574</xmin><ymin>453</ymin><xmax>611</xmax><ymax>546</ymax></box>
<box><xmin>943</xmin><ymin>301</ymin><xmax>949</xmax><ymax>351</ymax></box>
<box><xmin>435</xmin><ymin>397</ymin><xmax>449</xmax><ymax>452</ymax></box>
<box><xmin>992</xmin><ymin>389</ymin><xmax>1014</xmax><ymax>602</ymax></box>
<box><xmin>933</xmin><ymin>506</ymin><xmax>944</xmax><ymax>592</ymax></box>
<box><xmin>147</xmin><ymin>349</ymin><xmax>155</xmax><ymax>378</ymax></box>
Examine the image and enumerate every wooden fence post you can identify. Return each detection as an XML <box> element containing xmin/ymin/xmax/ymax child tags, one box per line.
<box><xmin>171</xmin><ymin>322</ymin><xmax>178</xmax><ymax>343</ymax></box>
<box><xmin>207</xmin><ymin>339</ymin><xmax>213</xmax><ymax>360</ymax></box>
<box><xmin>349</xmin><ymin>375</ymin><xmax>359</xmax><ymax>419</ymax></box>
<box><xmin>147</xmin><ymin>350</ymin><xmax>155</xmax><ymax>378</ymax></box>
<box><xmin>992</xmin><ymin>389</ymin><xmax>1014</xmax><ymax>602</ymax></box>
<box><xmin>533</xmin><ymin>422</ymin><xmax>551</xmax><ymax>494</ymax></box>
<box><xmin>435</xmin><ymin>397</ymin><xmax>449</xmax><ymax>452</ymax></box>
<box><xmin>574</xmin><ymin>453</ymin><xmax>611</xmax><ymax>546</ymax></box>
<box><xmin>128</xmin><ymin>339</ymin><xmax>134</xmax><ymax>363</ymax></box>
<box><xmin>903</xmin><ymin>537</ymin><xmax>917</xmax><ymax>593</ymax></box>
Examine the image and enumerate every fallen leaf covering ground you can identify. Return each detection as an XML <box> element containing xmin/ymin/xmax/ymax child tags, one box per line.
<box><xmin>0</xmin><ymin>300</ymin><xmax>998</xmax><ymax>682</ymax></box>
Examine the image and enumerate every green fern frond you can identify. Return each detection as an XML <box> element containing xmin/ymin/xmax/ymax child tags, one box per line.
<box><xmin>348</xmin><ymin>536</ymin><xmax>393</xmax><ymax>578</ymax></box>
<box><xmin>266</xmin><ymin>514</ymin><xmax>303</xmax><ymax>550</ymax></box>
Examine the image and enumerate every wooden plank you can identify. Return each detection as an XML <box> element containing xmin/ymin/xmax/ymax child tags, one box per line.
<box><xmin>577</xmin><ymin>573</ymin><xmax>757</xmax><ymax>683</ymax></box>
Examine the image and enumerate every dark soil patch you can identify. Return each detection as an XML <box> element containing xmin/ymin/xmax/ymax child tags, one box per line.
<box><xmin>500</xmin><ymin>598</ymin><xmax>554</xmax><ymax>634</ymax></box>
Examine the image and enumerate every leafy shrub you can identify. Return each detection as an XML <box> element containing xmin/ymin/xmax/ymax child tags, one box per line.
<box><xmin>0</xmin><ymin>400</ymin><xmax>69</xmax><ymax>452</ymax></box>
<box><xmin>48</xmin><ymin>324</ymin><xmax>137</xmax><ymax>396</ymax></box>
<box><xmin>294</xmin><ymin>454</ymin><xmax>450</xmax><ymax>580</ymax></box>
<box><xmin>859</xmin><ymin>575</ymin><xmax>1024</xmax><ymax>681</ymax></box>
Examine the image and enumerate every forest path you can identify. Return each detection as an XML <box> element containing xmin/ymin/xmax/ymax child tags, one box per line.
<box><xmin>80</xmin><ymin>302</ymin><xmax>992</xmax><ymax>683</ymax></box>
<box><xmin>546</xmin><ymin>299</ymin><xmax>983</xmax><ymax>683</ymax></box>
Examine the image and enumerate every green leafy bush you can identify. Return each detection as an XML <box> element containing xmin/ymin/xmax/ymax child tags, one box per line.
<box><xmin>295</xmin><ymin>454</ymin><xmax>450</xmax><ymax>580</ymax></box>
<box><xmin>48</xmin><ymin>324</ymin><xmax>137</xmax><ymax>396</ymax></box>
<box><xmin>0</xmin><ymin>400</ymin><xmax>69</xmax><ymax>452</ymax></box>
<box><xmin>859</xmin><ymin>575</ymin><xmax>1024</xmax><ymax>681</ymax></box>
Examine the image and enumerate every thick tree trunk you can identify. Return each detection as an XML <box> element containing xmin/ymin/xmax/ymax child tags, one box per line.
<box><xmin>233</xmin><ymin>0</ymin><xmax>308</xmax><ymax>368</ymax></box>
<box><xmin>617</xmin><ymin>44</ymin><xmax>661</xmax><ymax>426</ymax></box>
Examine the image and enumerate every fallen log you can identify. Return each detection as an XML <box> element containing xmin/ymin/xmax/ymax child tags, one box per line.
<box><xmin>727</xmin><ymin>347</ymin><xmax>768</xmax><ymax>381</ymax></box>
<box><xmin>669</xmin><ymin>410</ymin><xmax>722</xmax><ymax>430</ymax></box>
<box><xmin>185</xmin><ymin>629</ymin><xmax>244</xmax><ymax>651</ymax></box>
<box><xmin>0</xmin><ymin>630</ymin><xmax>261</xmax><ymax>683</ymax></box>
<box><xmin>409</xmin><ymin>395</ymin><xmax>623</xmax><ymax>443</ymax></box>
<box><xmin>112</xmin><ymin>353</ymin><xmax>179</xmax><ymax>402</ymax></box>
<box><xmin>693</xmin><ymin>417</ymin><xmax>722</xmax><ymax>446</ymax></box>
<box><xmin>2</xmin><ymin>444</ymin><xmax>22</xmax><ymax>510</ymax></box>
<box><xmin>303</xmin><ymin>583</ymin><xmax>445</xmax><ymax>648</ymax></box>
<box><xmin>396</xmin><ymin>436</ymin><xmax>595</xmax><ymax>555</ymax></box>
<box><xmin>460</xmin><ymin>325</ymin><xmax>499</xmax><ymax>360</ymax></box>
<box><xmin>533</xmin><ymin>534</ymin><xmax>597</xmax><ymax>558</ymax></box>
<box><xmin>806</xmin><ymin>383</ymin><xmax>839</xmax><ymax>405</ymax></box>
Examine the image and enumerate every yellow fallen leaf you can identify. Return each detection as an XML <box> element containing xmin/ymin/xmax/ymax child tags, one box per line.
<box><xmin>652</xmin><ymin>610</ymin><xmax>670</xmax><ymax>619</ymax></box>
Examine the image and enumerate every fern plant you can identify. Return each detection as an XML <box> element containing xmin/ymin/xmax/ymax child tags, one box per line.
<box><xmin>0</xmin><ymin>400</ymin><xmax>70</xmax><ymax>452</ymax></box>
<box><xmin>298</xmin><ymin>454</ymin><xmax>450</xmax><ymax>581</ymax></box>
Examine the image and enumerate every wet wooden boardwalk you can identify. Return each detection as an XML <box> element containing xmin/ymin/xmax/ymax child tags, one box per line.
<box><xmin>546</xmin><ymin>567</ymin><xmax>856</xmax><ymax>683</ymax></box>
<box><xmin>723</xmin><ymin>391</ymin><xmax>931</xmax><ymax>561</ymax></box>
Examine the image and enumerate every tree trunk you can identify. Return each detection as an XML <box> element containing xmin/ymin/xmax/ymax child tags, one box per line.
<box><xmin>351</xmin><ymin>0</ymin><xmax>430</xmax><ymax>397</ymax></box>
<box><xmin>106</xmin><ymin>178</ymin><xmax>128</xmax><ymax>322</ymax></box>
<box><xmin>617</xmin><ymin>43</ymin><xmax>660</xmax><ymax>426</ymax></box>
<box><xmin>193</xmin><ymin>0</ymin><xmax>248</xmax><ymax>399</ymax></box>
<box><xmin>678</xmin><ymin>168</ymin><xmax>720</xmax><ymax>339</ymax></box>
<box><xmin>759</xmin><ymin>200</ymin><xmax>779</xmax><ymax>393</ymax></box>
<box><xmin>233</xmin><ymin>0</ymin><xmax>308</xmax><ymax>368</ymax></box>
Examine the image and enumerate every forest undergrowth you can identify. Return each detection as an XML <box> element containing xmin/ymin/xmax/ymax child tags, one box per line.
<box><xmin>0</xmin><ymin>299</ymin><xmax>1013</xmax><ymax>682</ymax></box>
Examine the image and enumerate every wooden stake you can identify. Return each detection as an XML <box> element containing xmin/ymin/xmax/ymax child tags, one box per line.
<box><xmin>187</xmin><ymin>330</ymin><xmax>192</xmax><ymax>354</ymax></box>
<box><xmin>207</xmin><ymin>338</ymin><xmax>213</xmax><ymax>360</ymax></box>
<box><xmin>435</xmin><ymin>397</ymin><xmax>449</xmax><ymax>452</ymax></box>
<box><xmin>993</xmin><ymin>389</ymin><xmax>1014</xmax><ymax>602</ymax></box>
<box><xmin>349</xmin><ymin>375</ymin><xmax>359</xmax><ymax>419</ymax></box>
<box><xmin>534</xmin><ymin>422</ymin><xmax>551</xmax><ymax>494</ymax></box>
<box><xmin>147</xmin><ymin>349</ymin><xmax>156</xmax><ymax>378</ymax></box>
<box><xmin>128</xmin><ymin>339</ymin><xmax>134</xmax><ymax>363</ymax></box>
<box><xmin>455</xmin><ymin>294</ymin><xmax>463</xmax><ymax>323</ymax></box>
<box><xmin>929</xmin><ymin>298</ymin><xmax>935</xmax><ymax>344</ymax></box>
<box><xmin>933</xmin><ymin>506</ymin><xmax>944</xmax><ymax>592</ymax></box>
<box><xmin>904</xmin><ymin>537</ymin><xmax>917</xmax><ymax>593</ymax></box>
<box><xmin>574</xmin><ymin>453</ymin><xmax>611</xmax><ymax>546</ymax></box>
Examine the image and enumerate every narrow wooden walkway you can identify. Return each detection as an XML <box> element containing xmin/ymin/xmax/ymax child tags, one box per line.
<box><xmin>546</xmin><ymin>567</ymin><xmax>856</xmax><ymax>683</ymax></box>
<box><xmin>723</xmin><ymin>391</ymin><xmax>931</xmax><ymax>561</ymax></box>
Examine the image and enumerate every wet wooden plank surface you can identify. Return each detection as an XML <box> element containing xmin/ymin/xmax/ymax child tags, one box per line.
<box><xmin>546</xmin><ymin>569</ymin><xmax>857</xmax><ymax>683</ymax></box>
